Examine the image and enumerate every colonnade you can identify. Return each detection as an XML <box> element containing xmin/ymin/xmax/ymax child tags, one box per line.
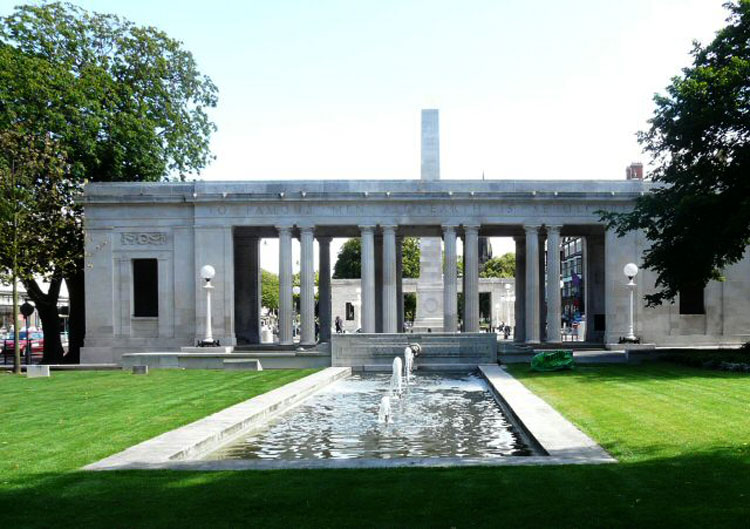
<box><xmin>273</xmin><ymin>223</ymin><xmax>573</xmax><ymax>346</ymax></box>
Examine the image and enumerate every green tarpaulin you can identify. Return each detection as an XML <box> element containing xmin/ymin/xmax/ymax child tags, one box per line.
<box><xmin>531</xmin><ymin>350</ymin><xmax>575</xmax><ymax>372</ymax></box>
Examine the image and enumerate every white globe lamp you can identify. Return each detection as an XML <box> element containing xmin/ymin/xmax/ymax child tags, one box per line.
<box><xmin>200</xmin><ymin>264</ymin><xmax>216</xmax><ymax>282</ymax></box>
<box><xmin>199</xmin><ymin>265</ymin><xmax>219</xmax><ymax>346</ymax></box>
<box><xmin>623</xmin><ymin>263</ymin><xmax>639</xmax><ymax>342</ymax></box>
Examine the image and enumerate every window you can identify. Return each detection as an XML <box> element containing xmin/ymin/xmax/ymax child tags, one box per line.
<box><xmin>133</xmin><ymin>259</ymin><xmax>158</xmax><ymax>317</ymax></box>
<box><xmin>345</xmin><ymin>302</ymin><xmax>354</xmax><ymax>321</ymax></box>
<box><xmin>679</xmin><ymin>285</ymin><xmax>705</xmax><ymax>315</ymax></box>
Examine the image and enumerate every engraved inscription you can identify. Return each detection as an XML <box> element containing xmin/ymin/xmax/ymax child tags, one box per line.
<box><xmin>120</xmin><ymin>232</ymin><xmax>167</xmax><ymax>245</ymax></box>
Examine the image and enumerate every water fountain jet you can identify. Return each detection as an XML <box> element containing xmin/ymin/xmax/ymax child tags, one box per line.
<box><xmin>404</xmin><ymin>347</ymin><xmax>414</xmax><ymax>383</ymax></box>
<box><xmin>390</xmin><ymin>357</ymin><xmax>403</xmax><ymax>396</ymax></box>
<box><xmin>377</xmin><ymin>396</ymin><xmax>392</xmax><ymax>424</ymax></box>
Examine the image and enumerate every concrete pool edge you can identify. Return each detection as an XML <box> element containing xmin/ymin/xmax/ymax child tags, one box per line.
<box><xmin>85</xmin><ymin>365</ymin><xmax>615</xmax><ymax>471</ymax></box>
<box><xmin>478</xmin><ymin>365</ymin><xmax>615</xmax><ymax>464</ymax></box>
<box><xmin>84</xmin><ymin>367</ymin><xmax>352</xmax><ymax>471</ymax></box>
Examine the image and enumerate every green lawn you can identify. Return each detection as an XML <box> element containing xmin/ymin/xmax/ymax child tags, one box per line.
<box><xmin>0</xmin><ymin>364</ymin><xmax>748</xmax><ymax>528</ymax></box>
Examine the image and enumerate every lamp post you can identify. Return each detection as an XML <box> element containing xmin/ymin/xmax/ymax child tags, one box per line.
<box><xmin>20</xmin><ymin>300</ymin><xmax>34</xmax><ymax>364</ymax></box>
<box><xmin>622</xmin><ymin>263</ymin><xmax>639</xmax><ymax>343</ymax></box>
<box><xmin>198</xmin><ymin>265</ymin><xmax>219</xmax><ymax>347</ymax></box>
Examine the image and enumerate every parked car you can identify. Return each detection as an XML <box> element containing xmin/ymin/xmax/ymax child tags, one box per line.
<box><xmin>2</xmin><ymin>331</ymin><xmax>44</xmax><ymax>363</ymax></box>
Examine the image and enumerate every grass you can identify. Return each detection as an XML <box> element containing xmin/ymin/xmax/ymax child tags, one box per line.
<box><xmin>0</xmin><ymin>364</ymin><xmax>748</xmax><ymax>528</ymax></box>
<box><xmin>0</xmin><ymin>369</ymin><xmax>316</xmax><ymax>477</ymax></box>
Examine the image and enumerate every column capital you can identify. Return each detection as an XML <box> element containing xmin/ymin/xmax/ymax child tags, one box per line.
<box><xmin>275</xmin><ymin>225</ymin><xmax>293</xmax><ymax>234</ymax></box>
<box><xmin>358</xmin><ymin>225</ymin><xmax>376</xmax><ymax>233</ymax></box>
<box><xmin>316</xmin><ymin>235</ymin><xmax>332</xmax><ymax>244</ymax></box>
<box><xmin>545</xmin><ymin>224</ymin><xmax>563</xmax><ymax>234</ymax></box>
<box><xmin>380</xmin><ymin>224</ymin><xmax>398</xmax><ymax>233</ymax></box>
<box><xmin>523</xmin><ymin>224</ymin><xmax>542</xmax><ymax>234</ymax></box>
<box><xmin>297</xmin><ymin>224</ymin><xmax>315</xmax><ymax>234</ymax></box>
<box><xmin>462</xmin><ymin>224</ymin><xmax>480</xmax><ymax>233</ymax></box>
<box><xmin>442</xmin><ymin>224</ymin><xmax>459</xmax><ymax>233</ymax></box>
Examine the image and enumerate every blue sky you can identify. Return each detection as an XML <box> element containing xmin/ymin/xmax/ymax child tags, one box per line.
<box><xmin>0</xmin><ymin>1</ymin><xmax>731</xmax><ymax>268</ymax></box>
<box><xmin>1</xmin><ymin>0</ymin><xmax>729</xmax><ymax>181</ymax></box>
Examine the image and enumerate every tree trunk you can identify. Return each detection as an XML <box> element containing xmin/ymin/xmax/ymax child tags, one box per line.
<box><xmin>64</xmin><ymin>265</ymin><xmax>85</xmax><ymax>364</ymax></box>
<box><xmin>23</xmin><ymin>277</ymin><xmax>64</xmax><ymax>364</ymax></box>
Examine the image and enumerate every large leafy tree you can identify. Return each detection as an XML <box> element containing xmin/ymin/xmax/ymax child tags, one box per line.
<box><xmin>261</xmin><ymin>270</ymin><xmax>279</xmax><ymax>311</ymax></box>
<box><xmin>0</xmin><ymin>3</ymin><xmax>218</xmax><ymax>361</ymax></box>
<box><xmin>601</xmin><ymin>1</ymin><xmax>750</xmax><ymax>306</ymax></box>
<box><xmin>332</xmin><ymin>237</ymin><xmax>422</xmax><ymax>279</ymax></box>
<box><xmin>401</xmin><ymin>238</ymin><xmax>421</xmax><ymax>279</ymax></box>
<box><xmin>0</xmin><ymin>128</ymin><xmax>74</xmax><ymax>370</ymax></box>
<box><xmin>332</xmin><ymin>239</ymin><xmax>362</xmax><ymax>279</ymax></box>
<box><xmin>480</xmin><ymin>252</ymin><xmax>515</xmax><ymax>278</ymax></box>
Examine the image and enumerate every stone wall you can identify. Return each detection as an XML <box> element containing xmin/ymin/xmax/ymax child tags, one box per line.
<box><xmin>331</xmin><ymin>332</ymin><xmax>497</xmax><ymax>368</ymax></box>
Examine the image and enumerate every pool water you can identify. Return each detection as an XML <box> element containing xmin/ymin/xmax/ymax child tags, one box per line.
<box><xmin>208</xmin><ymin>372</ymin><xmax>533</xmax><ymax>461</ymax></box>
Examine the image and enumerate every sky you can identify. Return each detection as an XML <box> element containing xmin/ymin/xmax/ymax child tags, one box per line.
<box><xmin>1</xmin><ymin>0</ymin><xmax>732</xmax><ymax>274</ymax></box>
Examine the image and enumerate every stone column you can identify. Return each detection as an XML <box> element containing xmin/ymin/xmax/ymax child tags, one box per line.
<box><xmin>360</xmin><ymin>225</ymin><xmax>376</xmax><ymax>333</ymax></box>
<box><xmin>514</xmin><ymin>236</ymin><xmax>526</xmax><ymax>342</ymax></box>
<box><xmin>318</xmin><ymin>236</ymin><xmax>332</xmax><ymax>342</ymax></box>
<box><xmin>299</xmin><ymin>226</ymin><xmax>315</xmax><ymax>345</ymax></box>
<box><xmin>374</xmin><ymin>234</ymin><xmax>383</xmax><ymax>332</ymax></box>
<box><xmin>443</xmin><ymin>225</ymin><xmax>458</xmax><ymax>332</ymax></box>
<box><xmin>396</xmin><ymin>237</ymin><xmax>404</xmax><ymax>332</ymax></box>
<box><xmin>277</xmin><ymin>226</ymin><xmax>293</xmax><ymax>345</ymax></box>
<box><xmin>539</xmin><ymin>232</ymin><xmax>547</xmax><ymax>341</ymax></box>
<box><xmin>382</xmin><ymin>225</ymin><xmax>398</xmax><ymax>333</ymax></box>
<box><xmin>463</xmin><ymin>225</ymin><xmax>480</xmax><ymax>332</ymax></box>
<box><xmin>524</xmin><ymin>225</ymin><xmax>541</xmax><ymax>344</ymax></box>
<box><xmin>546</xmin><ymin>225</ymin><xmax>562</xmax><ymax>343</ymax></box>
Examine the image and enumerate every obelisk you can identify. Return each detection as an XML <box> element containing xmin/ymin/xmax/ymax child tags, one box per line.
<box><xmin>413</xmin><ymin>109</ymin><xmax>444</xmax><ymax>331</ymax></box>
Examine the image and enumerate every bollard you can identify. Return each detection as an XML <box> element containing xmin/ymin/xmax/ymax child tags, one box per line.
<box><xmin>27</xmin><ymin>365</ymin><xmax>51</xmax><ymax>378</ymax></box>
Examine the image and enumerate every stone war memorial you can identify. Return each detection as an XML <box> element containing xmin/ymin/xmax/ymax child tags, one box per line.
<box><xmin>80</xmin><ymin>110</ymin><xmax>750</xmax><ymax>367</ymax></box>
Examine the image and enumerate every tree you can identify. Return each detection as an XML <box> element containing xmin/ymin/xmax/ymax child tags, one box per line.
<box><xmin>0</xmin><ymin>3</ymin><xmax>218</xmax><ymax>360</ymax></box>
<box><xmin>401</xmin><ymin>238</ymin><xmax>421</xmax><ymax>279</ymax></box>
<box><xmin>333</xmin><ymin>239</ymin><xmax>361</xmax><ymax>279</ymax></box>
<box><xmin>600</xmin><ymin>1</ymin><xmax>750</xmax><ymax>306</ymax></box>
<box><xmin>333</xmin><ymin>237</ymin><xmax>422</xmax><ymax>279</ymax></box>
<box><xmin>0</xmin><ymin>128</ymin><xmax>73</xmax><ymax>371</ymax></box>
<box><xmin>480</xmin><ymin>253</ymin><xmax>515</xmax><ymax>278</ymax></box>
<box><xmin>261</xmin><ymin>270</ymin><xmax>279</xmax><ymax>311</ymax></box>
<box><xmin>404</xmin><ymin>293</ymin><xmax>416</xmax><ymax>322</ymax></box>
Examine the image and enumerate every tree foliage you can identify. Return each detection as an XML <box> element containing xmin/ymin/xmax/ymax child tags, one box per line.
<box><xmin>0</xmin><ymin>2</ymin><xmax>218</xmax><ymax>182</ymax></box>
<box><xmin>0</xmin><ymin>128</ymin><xmax>74</xmax><ymax>368</ymax></box>
<box><xmin>480</xmin><ymin>252</ymin><xmax>515</xmax><ymax>278</ymax></box>
<box><xmin>600</xmin><ymin>1</ymin><xmax>750</xmax><ymax>305</ymax></box>
<box><xmin>261</xmin><ymin>269</ymin><xmax>279</xmax><ymax>311</ymax></box>
<box><xmin>333</xmin><ymin>238</ymin><xmax>361</xmax><ymax>279</ymax></box>
<box><xmin>0</xmin><ymin>2</ymin><xmax>218</xmax><ymax>360</ymax></box>
<box><xmin>332</xmin><ymin>237</ymin><xmax>422</xmax><ymax>279</ymax></box>
<box><xmin>401</xmin><ymin>237</ymin><xmax>421</xmax><ymax>278</ymax></box>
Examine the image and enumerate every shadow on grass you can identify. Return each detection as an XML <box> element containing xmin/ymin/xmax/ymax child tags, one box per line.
<box><xmin>1</xmin><ymin>452</ymin><xmax>748</xmax><ymax>529</ymax></box>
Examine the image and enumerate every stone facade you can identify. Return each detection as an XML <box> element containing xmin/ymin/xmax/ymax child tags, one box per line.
<box><xmin>81</xmin><ymin>179</ymin><xmax>750</xmax><ymax>364</ymax></box>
